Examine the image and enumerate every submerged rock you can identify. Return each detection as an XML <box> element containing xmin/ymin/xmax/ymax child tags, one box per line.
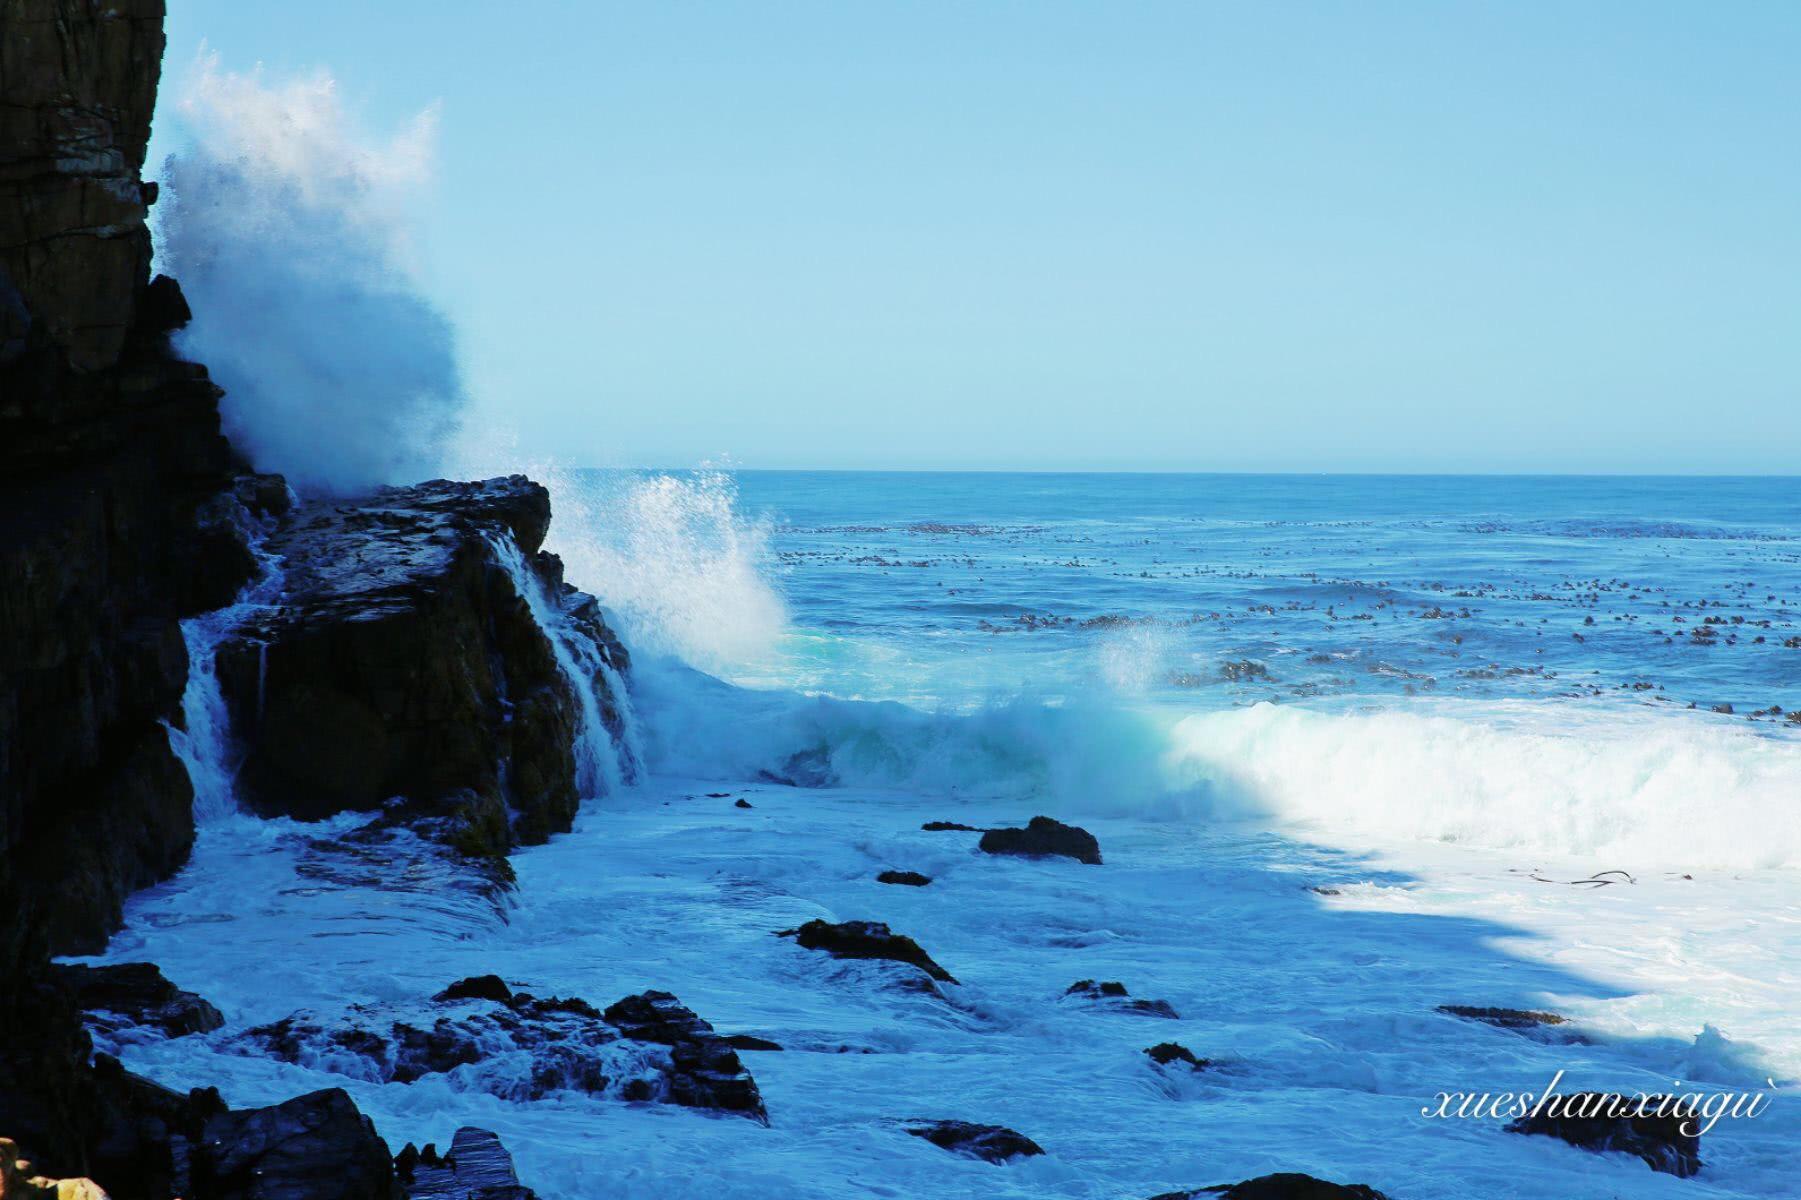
<box><xmin>1152</xmin><ymin>1174</ymin><xmax>1390</xmax><ymax>1200</ymax></box>
<box><xmin>1145</xmin><ymin>1042</ymin><xmax>1210</xmax><ymax>1070</ymax></box>
<box><xmin>779</xmin><ymin>919</ymin><xmax>958</xmax><ymax>984</ymax></box>
<box><xmin>397</xmin><ymin>1127</ymin><xmax>536</xmax><ymax>1200</ymax></box>
<box><xmin>756</xmin><ymin>747</ymin><xmax>839</xmax><ymax>789</ymax></box>
<box><xmin>904</xmin><ymin>1120</ymin><xmax>1044</xmax><ymax>1163</ymax></box>
<box><xmin>876</xmin><ymin>870</ymin><xmax>932</xmax><ymax>887</ymax></box>
<box><xmin>921</xmin><ymin>821</ymin><xmax>985</xmax><ymax>832</ymax></box>
<box><xmin>1507</xmin><ymin>1092</ymin><xmax>1702</xmax><ymax>1178</ymax></box>
<box><xmin>1437</xmin><ymin>1004</ymin><xmax>1586</xmax><ymax>1043</ymax></box>
<box><xmin>1436</xmin><ymin>1004</ymin><xmax>1568</xmax><ymax>1029</ymax></box>
<box><xmin>720</xmin><ymin>1034</ymin><xmax>783</xmax><ymax>1052</ymax></box>
<box><xmin>1066</xmin><ymin>980</ymin><xmax>1178</xmax><ymax>1018</ymax></box>
<box><xmin>979</xmin><ymin>816</ymin><xmax>1102</xmax><ymax>865</ymax></box>
<box><xmin>53</xmin><ymin>962</ymin><xmax>222</xmax><ymax>1039</ymax></box>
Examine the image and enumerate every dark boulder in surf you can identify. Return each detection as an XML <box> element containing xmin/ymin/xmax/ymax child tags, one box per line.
<box><xmin>1151</xmin><ymin>1174</ymin><xmax>1390</xmax><ymax>1200</ymax></box>
<box><xmin>1145</xmin><ymin>1042</ymin><xmax>1210</xmax><ymax>1070</ymax></box>
<box><xmin>434</xmin><ymin>975</ymin><xmax>513</xmax><ymax>1004</ymax></box>
<box><xmin>904</xmin><ymin>1120</ymin><xmax>1044</xmax><ymax>1163</ymax></box>
<box><xmin>779</xmin><ymin>919</ymin><xmax>958</xmax><ymax>984</ymax></box>
<box><xmin>53</xmin><ymin>962</ymin><xmax>223</xmax><ymax>1039</ymax></box>
<box><xmin>877</xmin><ymin>870</ymin><xmax>932</xmax><ymax>886</ymax></box>
<box><xmin>214</xmin><ymin>476</ymin><xmax>632</xmax><ymax>847</ymax></box>
<box><xmin>979</xmin><ymin>816</ymin><xmax>1102</xmax><ymax>865</ymax></box>
<box><xmin>397</xmin><ymin>1127</ymin><xmax>537</xmax><ymax>1200</ymax></box>
<box><xmin>922</xmin><ymin>820</ymin><xmax>985</xmax><ymax>832</ymax></box>
<box><xmin>195</xmin><ymin>1088</ymin><xmax>394</xmax><ymax>1200</ymax></box>
<box><xmin>1507</xmin><ymin>1092</ymin><xmax>1702</xmax><ymax>1178</ymax></box>
<box><xmin>1066</xmin><ymin>979</ymin><xmax>1178</xmax><ymax>1018</ymax></box>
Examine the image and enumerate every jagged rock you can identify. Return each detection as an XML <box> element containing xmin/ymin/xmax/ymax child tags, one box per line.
<box><xmin>215</xmin><ymin>476</ymin><xmax>630</xmax><ymax>844</ymax></box>
<box><xmin>240</xmin><ymin>986</ymin><xmax>764</xmax><ymax>1121</ymax></box>
<box><xmin>1437</xmin><ymin>1004</ymin><xmax>1586</xmax><ymax>1043</ymax></box>
<box><xmin>52</xmin><ymin>962</ymin><xmax>223</xmax><ymax>1038</ymax></box>
<box><xmin>396</xmin><ymin>1128</ymin><xmax>535</xmax><ymax>1200</ymax></box>
<box><xmin>195</xmin><ymin>1088</ymin><xmax>393</xmax><ymax>1200</ymax></box>
<box><xmin>876</xmin><ymin>870</ymin><xmax>932</xmax><ymax>886</ymax></box>
<box><xmin>921</xmin><ymin>821</ymin><xmax>984</xmax><ymax>832</ymax></box>
<box><xmin>602</xmin><ymin>992</ymin><xmax>766</xmax><ymax>1120</ymax></box>
<box><xmin>1145</xmin><ymin>1042</ymin><xmax>1209</xmax><ymax>1069</ymax></box>
<box><xmin>1436</xmin><ymin>1004</ymin><xmax>1567</xmax><ymax>1028</ymax></box>
<box><xmin>904</xmin><ymin>1121</ymin><xmax>1043</xmax><ymax>1163</ymax></box>
<box><xmin>978</xmin><ymin>816</ymin><xmax>1102</xmax><ymax>864</ymax></box>
<box><xmin>1152</xmin><ymin>1175</ymin><xmax>1389</xmax><ymax>1200</ymax></box>
<box><xmin>1066</xmin><ymin>980</ymin><xmax>1178</xmax><ymax>1018</ymax></box>
<box><xmin>779</xmin><ymin>919</ymin><xmax>958</xmax><ymax>984</ymax></box>
<box><xmin>1507</xmin><ymin>1092</ymin><xmax>1702</xmax><ymax>1178</ymax></box>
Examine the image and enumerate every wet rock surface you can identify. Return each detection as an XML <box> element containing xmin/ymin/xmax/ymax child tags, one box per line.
<box><xmin>780</xmin><ymin>919</ymin><xmax>958</xmax><ymax>984</ymax></box>
<box><xmin>876</xmin><ymin>869</ymin><xmax>932</xmax><ymax>886</ymax></box>
<box><xmin>239</xmin><ymin>985</ymin><xmax>764</xmax><ymax>1121</ymax></box>
<box><xmin>196</xmin><ymin>1087</ymin><xmax>394</xmax><ymax>1200</ymax></box>
<box><xmin>1145</xmin><ymin>1042</ymin><xmax>1209</xmax><ymax>1070</ymax></box>
<box><xmin>979</xmin><ymin>816</ymin><xmax>1103</xmax><ymax>864</ymax></box>
<box><xmin>1152</xmin><ymin>1174</ymin><xmax>1391</xmax><ymax>1200</ymax></box>
<box><xmin>904</xmin><ymin>1120</ymin><xmax>1044</xmax><ymax>1163</ymax></box>
<box><xmin>1507</xmin><ymin>1092</ymin><xmax>1702</xmax><ymax>1178</ymax></box>
<box><xmin>1437</xmin><ymin>1004</ymin><xmax>1567</xmax><ymax>1028</ymax></box>
<box><xmin>1437</xmin><ymin>1004</ymin><xmax>1587</xmax><ymax>1042</ymax></box>
<box><xmin>213</xmin><ymin>477</ymin><xmax>629</xmax><ymax>851</ymax></box>
<box><xmin>53</xmin><ymin>962</ymin><xmax>222</xmax><ymax>1040</ymax></box>
<box><xmin>1066</xmin><ymin>979</ymin><xmax>1179</xmax><ymax>1018</ymax></box>
<box><xmin>396</xmin><ymin>1127</ymin><xmax>536</xmax><ymax>1200</ymax></box>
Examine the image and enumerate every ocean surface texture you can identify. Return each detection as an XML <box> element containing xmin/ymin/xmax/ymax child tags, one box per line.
<box><xmin>90</xmin><ymin>472</ymin><xmax>1800</xmax><ymax>1199</ymax></box>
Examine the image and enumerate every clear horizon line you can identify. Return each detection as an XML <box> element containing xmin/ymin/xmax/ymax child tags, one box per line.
<box><xmin>598</xmin><ymin>466</ymin><xmax>1801</xmax><ymax>480</ymax></box>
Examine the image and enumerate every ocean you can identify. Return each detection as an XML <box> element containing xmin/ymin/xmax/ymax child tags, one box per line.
<box><xmin>88</xmin><ymin>471</ymin><xmax>1801</xmax><ymax>1198</ymax></box>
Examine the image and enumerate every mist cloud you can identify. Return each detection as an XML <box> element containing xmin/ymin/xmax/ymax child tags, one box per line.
<box><xmin>157</xmin><ymin>54</ymin><xmax>463</xmax><ymax>496</ymax></box>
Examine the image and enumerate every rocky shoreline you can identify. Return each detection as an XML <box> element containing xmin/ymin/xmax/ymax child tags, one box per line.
<box><xmin>0</xmin><ymin>3</ymin><xmax>1734</xmax><ymax>1197</ymax></box>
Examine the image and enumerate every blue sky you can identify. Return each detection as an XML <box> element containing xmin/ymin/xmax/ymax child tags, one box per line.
<box><xmin>153</xmin><ymin>1</ymin><xmax>1799</xmax><ymax>473</ymax></box>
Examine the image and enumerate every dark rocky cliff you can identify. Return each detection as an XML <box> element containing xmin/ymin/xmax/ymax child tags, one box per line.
<box><xmin>0</xmin><ymin>5</ymin><xmax>616</xmax><ymax>1195</ymax></box>
<box><xmin>0</xmin><ymin>0</ymin><xmax>260</xmax><ymax>1177</ymax></box>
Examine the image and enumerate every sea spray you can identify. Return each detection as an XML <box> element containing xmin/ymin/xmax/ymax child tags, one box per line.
<box><xmin>485</xmin><ymin>533</ymin><xmax>642</xmax><ymax>796</ymax></box>
<box><xmin>533</xmin><ymin>469</ymin><xmax>787</xmax><ymax>678</ymax></box>
<box><xmin>156</xmin><ymin>55</ymin><xmax>464</xmax><ymax>496</ymax></box>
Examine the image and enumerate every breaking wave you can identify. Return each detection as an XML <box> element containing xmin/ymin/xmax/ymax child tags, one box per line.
<box><xmin>156</xmin><ymin>53</ymin><xmax>463</xmax><ymax>496</ymax></box>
